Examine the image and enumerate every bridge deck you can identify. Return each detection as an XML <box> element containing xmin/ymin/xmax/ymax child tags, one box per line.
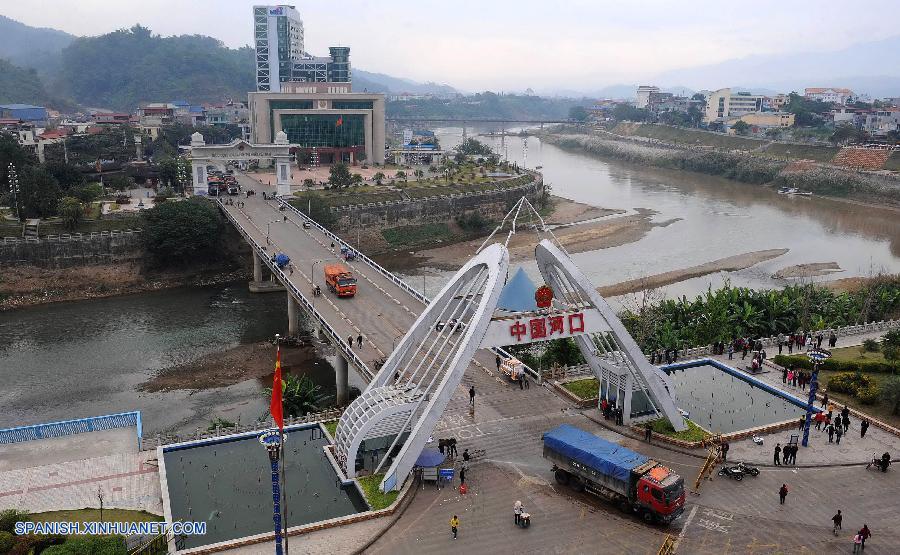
<box><xmin>223</xmin><ymin>174</ymin><xmax>505</xmax><ymax>386</ymax></box>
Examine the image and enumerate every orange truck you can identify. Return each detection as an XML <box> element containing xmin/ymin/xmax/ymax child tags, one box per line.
<box><xmin>324</xmin><ymin>264</ymin><xmax>357</xmax><ymax>297</ymax></box>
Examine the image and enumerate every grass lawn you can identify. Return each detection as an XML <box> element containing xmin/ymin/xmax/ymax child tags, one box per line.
<box><xmin>617</xmin><ymin>123</ymin><xmax>763</xmax><ymax>150</ymax></box>
<box><xmin>381</xmin><ymin>223</ymin><xmax>456</xmax><ymax>248</ymax></box>
<box><xmin>323</xmin><ymin>420</ymin><xmax>338</xmax><ymax>438</ymax></box>
<box><xmin>562</xmin><ymin>378</ymin><xmax>599</xmax><ymax>400</ymax></box>
<box><xmin>884</xmin><ymin>151</ymin><xmax>900</xmax><ymax>172</ymax></box>
<box><xmin>814</xmin><ymin>367</ymin><xmax>900</xmax><ymax>428</ymax></box>
<box><xmin>828</xmin><ymin>344</ymin><xmax>889</xmax><ymax>364</ymax></box>
<box><xmin>356</xmin><ymin>474</ymin><xmax>399</xmax><ymax>511</ymax></box>
<box><xmin>30</xmin><ymin>508</ymin><xmax>163</xmax><ymax>523</ymax></box>
<box><xmin>646</xmin><ymin>418</ymin><xmax>711</xmax><ymax>443</ymax></box>
<box><xmin>760</xmin><ymin>142</ymin><xmax>839</xmax><ymax>162</ymax></box>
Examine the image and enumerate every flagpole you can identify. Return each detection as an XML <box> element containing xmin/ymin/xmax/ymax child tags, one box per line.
<box><xmin>276</xmin><ymin>335</ymin><xmax>290</xmax><ymax>555</ymax></box>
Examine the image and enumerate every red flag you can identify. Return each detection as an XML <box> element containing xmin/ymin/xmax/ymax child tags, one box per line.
<box><xmin>335</xmin><ymin>116</ymin><xmax>343</xmax><ymax>127</ymax></box>
<box><xmin>270</xmin><ymin>347</ymin><xmax>284</xmax><ymax>430</ymax></box>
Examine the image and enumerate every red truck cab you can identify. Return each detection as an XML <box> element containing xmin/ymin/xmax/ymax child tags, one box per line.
<box><xmin>634</xmin><ymin>464</ymin><xmax>685</xmax><ymax>522</ymax></box>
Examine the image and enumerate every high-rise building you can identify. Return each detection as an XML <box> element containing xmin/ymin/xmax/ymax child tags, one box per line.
<box><xmin>253</xmin><ymin>6</ymin><xmax>351</xmax><ymax>92</ymax></box>
<box><xmin>703</xmin><ymin>88</ymin><xmax>764</xmax><ymax>124</ymax></box>
<box><xmin>253</xmin><ymin>5</ymin><xmax>305</xmax><ymax>92</ymax></box>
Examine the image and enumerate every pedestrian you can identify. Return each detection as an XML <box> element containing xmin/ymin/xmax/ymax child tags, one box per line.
<box><xmin>601</xmin><ymin>398</ymin><xmax>609</xmax><ymax>418</ymax></box>
<box><xmin>859</xmin><ymin>524</ymin><xmax>871</xmax><ymax>550</ymax></box>
<box><xmin>450</xmin><ymin>515</ymin><xmax>459</xmax><ymax>539</ymax></box>
<box><xmin>782</xmin><ymin>367</ymin><xmax>788</xmax><ymax>384</ymax></box>
<box><xmin>462</xmin><ymin>448</ymin><xmax>470</xmax><ymax>462</ymax></box>
<box><xmin>798</xmin><ymin>416</ymin><xmax>806</xmax><ymax>431</ymax></box>
<box><xmin>779</xmin><ymin>484</ymin><xmax>788</xmax><ymax>505</ymax></box>
<box><xmin>469</xmin><ymin>386</ymin><xmax>475</xmax><ymax>407</ymax></box>
<box><xmin>822</xmin><ymin>393</ymin><xmax>828</xmax><ymax>408</ymax></box>
<box><xmin>788</xmin><ymin>338</ymin><xmax>793</xmax><ymax>354</ymax></box>
<box><xmin>815</xmin><ymin>411</ymin><xmax>824</xmax><ymax>430</ymax></box>
<box><xmin>792</xmin><ymin>371</ymin><xmax>798</xmax><ymax>387</ymax></box>
<box><xmin>827</xmin><ymin>423</ymin><xmax>835</xmax><ymax>443</ymax></box>
<box><xmin>843</xmin><ymin>414</ymin><xmax>850</xmax><ymax>434</ymax></box>
<box><xmin>616</xmin><ymin>407</ymin><xmax>624</xmax><ymax>425</ymax></box>
<box><xmin>835</xmin><ymin>424</ymin><xmax>843</xmax><ymax>444</ymax></box>
<box><xmin>523</xmin><ymin>372</ymin><xmax>529</xmax><ymax>389</ymax></box>
<box><xmin>357</xmin><ymin>334</ymin><xmax>363</xmax><ymax>348</ymax></box>
<box><xmin>853</xmin><ymin>532</ymin><xmax>863</xmax><ymax>554</ymax></box>
<box><xmin>496</xmin><ymin>355</ymin><xmax>501</xmax><ymax>370</ymax></box>
<box><xmin>817</xmin><ymin>332</ymin><xmax>824</xmax><ymax>348</ymax></box>
<box><xmin>348</xmin><ymin>335</ymin><xmax>353</xmax><ymax>349</ymax></box>
<box><xmin>289</xmin><ymin>264</ymin><xmax>294</xmax><ymax>275</ymax></box>
<box><xmin>514</xmin><ymin>500</ymin><xmax>522</xmax><ymax>526</ymax></box>
<box><xmin>860</xmin><ymin>419</ymin><xmax>870</xmax><ymax>438</ymax></box>
<box><xmin>728</xmin><ymin>343</ymin><xmax>734</xmax><ymax>360</ymax></box>
<box><xmin>459</xmin><ymin>465</ymin><xmax>466</xmax><ymax>485</ymax></box>
<box><xmin>742</xmin><ymin>344</ymin><xmax>748</xmax><ymax>360</ymax></box>
<box><xmin>778</xmin><ymin>340</ymin><xmax>783</xmax><ymax>355</ymax></box>
<box><xmin>787</xmin><ymin>368</ymin><xmax>794</xmax><ymax>387</ymax></box>
<box><xmin>449</xmin><ymin>439</ymin><xmax>457</xmax><ymax>459</ymax></box>
<box><xmin>832</xmin><ymin>510</ymin><xmax>842</xmax><ymax>535</ymax></box>
<box><xmin>519</xmin><ymin>372</ymin><xmax>524</xmax><ymax>390</ymax></box>
<box><xmin>829</xmin><ymin>331</ymin><xmax>837</xmax><ymax>348</ymax></box>
<box><xmin>645</xmin><ymin>425</ymin><xmax>652</xmax><ymax>443</ymax></box>
<box><xmin>774</xmin><ymin>443</ymin><xmax>782</xmax><ymax>465</ymax></box>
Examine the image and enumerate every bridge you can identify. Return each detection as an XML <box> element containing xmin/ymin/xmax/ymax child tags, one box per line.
<box><xmin>219</xmin><ymin>174</ymin><xmax>685</xmax><ymax>493</ymax></box>
<box><xmin>386</xmin><ymin>118</ymin><xmax>573</xmax><ymax>124</ymax></box>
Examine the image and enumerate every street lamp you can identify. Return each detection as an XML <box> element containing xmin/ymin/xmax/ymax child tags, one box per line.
<box><xmin>801</xmin><ymin>347</ymin><xmax>831</xmax><ymax>447</ymax></box>
<box><xmin>258</xmin><ymin>431</ymin><xmax>285</xmax><ymax>555</ymax></box>
<box><xmin>7</xmin><ymin>162</ymin><xmax>20</xmax><ymax>222</ymax></box>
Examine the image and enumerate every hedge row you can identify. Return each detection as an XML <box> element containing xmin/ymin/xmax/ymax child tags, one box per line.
<box><xmin>772</xmin><ymin>354</ymin><xmax>900</xmax><ymax>375</ymax></box>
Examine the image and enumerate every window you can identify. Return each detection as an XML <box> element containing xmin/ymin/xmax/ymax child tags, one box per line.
<box><xmin>651</xmin><ymin>488</ymin><xmax>663</xmax><ymax>501</ymax></box>
<box><xmin>281</xmin><ymin>114</ymin><xmax>366</xmax><ymax>148</ymax></box>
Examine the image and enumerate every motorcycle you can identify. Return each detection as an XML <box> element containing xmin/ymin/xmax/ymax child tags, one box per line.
<box><xmin>736</xmin><ymin>462</ymin><xmax>760</xmax><ymax>477</ymax></box>
<box><xmin>866</xmin><ymin>452</ymin><xmax>891</xmax><ymax>472</ymax></box>
<box><xmin>717</xmin><ymin>466</ymin><xmax>744</xmax><ymax>481</ymax></box>
<box><xmin>516</xmin><ymin>509</ymin><xmax>531</xmax><ymax>528</ymax></box>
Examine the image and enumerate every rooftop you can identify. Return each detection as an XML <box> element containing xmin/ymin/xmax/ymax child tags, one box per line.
<box><xmin>0</xmin><ymin>104</ymin><xmax>45</xmax><ymax>110</ymax></box>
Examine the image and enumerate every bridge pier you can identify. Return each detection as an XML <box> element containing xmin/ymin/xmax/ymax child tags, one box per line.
<box><xmin>336</xmin><ymin>355</ymin><xmax>349</xmax><ymax>405</ymax></box>
<box><xmin>252</xmin><ymin>253</ymin><xmax>263</xmax><ymax>282</ymax></box>
<box><xmin>287</xmin><ymin>293</ymin><xmax>298</xmax><ymax>337</ymax></box>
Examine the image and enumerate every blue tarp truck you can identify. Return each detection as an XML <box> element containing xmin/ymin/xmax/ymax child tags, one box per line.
<box><xmin>542</xmin><ymin>424</ymin><xmax>685</xmax><ymax>524</ymax></box>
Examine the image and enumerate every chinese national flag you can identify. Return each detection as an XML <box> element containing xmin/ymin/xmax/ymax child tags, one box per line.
<box><xmin>270</xmin><ymin>347</ymin><xmax>284</xmax><ymax>430</ymax></box>
<box><xmin>335</xmin><ymin>116</ymin><xmax>343</xmax><ymax>127</ymax></box>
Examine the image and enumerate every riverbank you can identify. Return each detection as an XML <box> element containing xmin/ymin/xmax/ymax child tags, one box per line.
<box><xmin>541</xmin><ymin>130</ymin><xmax>900</xmax><ymax>208</ymax></box>
<box><xmin>141</xmin><ymin>340</ymin><xmax>324</xmax><ymax>392</ymax></box>
<box><xmin>0</xmin><ymin>263</ymin><xmax>249</xmax><ymax>312</ymax></box>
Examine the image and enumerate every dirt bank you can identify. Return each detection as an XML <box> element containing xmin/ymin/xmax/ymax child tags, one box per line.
<box><xmin>141</xmin><ymin>341</ymin><xmax>324</xmax><ymax>392</ymax></box>
<box><xmin>597</xmin><ymin>249</ymin><xmax>790</xmax><ymax>297</ymax></box>
<box><xmin>543</xmin><ymin>196</ymin><xmax>623</xmax><ymax>225</ymax></box>
<box><xmin>0</xmin><ymin>264</ymin><xmax>248</xmax><ymax>312</ymax></box>
<box><xmin>773</xmin><ymin>262</ymin><xmax>842</xmax><ymax>279</ymax></box>
<box><xmin>413</xmin><ymin>207</ymin><xmax>671</xmax><ymax>269</ymax></box>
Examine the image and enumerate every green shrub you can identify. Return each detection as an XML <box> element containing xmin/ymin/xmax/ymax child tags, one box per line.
<box><xmin>862</xmin><ymin>338</ymin><xmax>880</xmax><ymax>352</ymax></box>
<box><xmin>827</xmin><ymin>372</ymin><xmax>872</xmax><ymax>395</ymax></box>
<box><xmin>857</xmin><ymin>383</ymin><xmax>882</xmax><ymax>405</ymax></box>
<box><xmin>772</xmin><ymin>354</ymin><xmax>899</xmax><ymax>375</ymax></box>
<box><xmin>0</xmin><ymin>510</ymin><xmax>28</xmax><ymax>534</ymax></box>
<box><xmin>42</xmin><ymin>536</ymin><xmax>126</xmax><ymax>555</ymax></box>
<box><xmin>0</xmin><ymin>531</ymin><xmax>14</xmax><ymax>554</ymax></box>
<box><xmin>885</xmin><ymin>345</ymin><xmax>900</xmax><ymax>362</ymax></box>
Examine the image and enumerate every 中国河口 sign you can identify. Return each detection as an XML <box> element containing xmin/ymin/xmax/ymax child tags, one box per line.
<box><xmin>480</xmin><ymin>308</ymin><xmax>607</xmax><ymax>348</ymax></box>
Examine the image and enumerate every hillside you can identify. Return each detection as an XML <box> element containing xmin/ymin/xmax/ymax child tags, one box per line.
<box><xmin>0</xmin><ymin>58</ymin><xmax>77</xmax><ymax>111</ymax></box>
<box><xmin>56</xmin><ymin>25</ymin><xmax>255</xmax><ymax>110</ymax></box>
<box><xmin>0</xmin><ymin>15</ymin><xmax>74</xmax><ymax>75</ymax></box>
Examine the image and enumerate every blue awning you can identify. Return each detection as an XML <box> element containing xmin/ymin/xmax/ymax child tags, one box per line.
<box><xmin>415</xmin><ymin>447</ymin><xmax>445</xmax><ymax>467</ymax></box>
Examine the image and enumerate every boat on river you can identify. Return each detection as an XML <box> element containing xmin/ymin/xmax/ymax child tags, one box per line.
<box><xmin>777</xmin><ymin>186</ymin><xmax>812</xmax><ymax>196</ymax></box>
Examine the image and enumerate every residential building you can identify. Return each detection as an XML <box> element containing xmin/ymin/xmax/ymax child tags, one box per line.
<box><xmin>804</xmin><ymin>87</ymin><xmax>855</xmax><ymax>105</ymax></box>
<box><xmin>93</xmin><ymin>113</ymin><xmax>132</xmax><ymax>125</ymax></box>
<box><xmin>138</xmin><ymin>103</ymin><xmax>175</xmax><ymax>139</ymax></box>
<box><xmin>861</xmin><ymin>109</ymin><xmax>900</xmax><ymax>136</ymax></box>
<box><xmin>253</xmin><ymin>5</ymin><xmax>350</xmax><ymax>92</ymax></box>
<box><xmin>635</xmin><ymin>86</ymin><xmax>660</xmax><ymax>109</ymax></box>
<box><xmin>703</xmin><ymin>88</ymin><xmax>764</xmax><ymax>124</ymax></box>
<box><xmin>767</xmin><ymin>94</ymin><xmax>790</xmax><ymax>111</ymax></box>
<box><xmin>727</xmin><ymin>111</ymin><xmax>795</xmax><ymax>129</ymax></box>
<box><xmin>248</xmin><ymin>90</ymin><xmax>385</xmax><ymax>164</ymax></box>
<box><xmin>0</xmin><ymin>104</ymin><xmax>48</xmax><ymax>122</ymax></box>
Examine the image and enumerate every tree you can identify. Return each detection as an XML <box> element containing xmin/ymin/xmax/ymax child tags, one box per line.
<box><xmin>18</xmin><ymin>166</ymin><xmax>61</xmax><ymax>218</ymax></box>
<box><xmin>394</xmin><ymin>170</ymin><xmax>407</xmax><ymax>182</ymax></box>
<box><xmin>104</xmin><ymin>174</ymin><xmax>132</xmax><ymax>192</ymax></box>
<box><xmin>568</xmin><ymin>106</ymin><xmax>589</xmax><ymax>122</ymax></box>
<box><xmin>372</xmin><ymin>171</ymin><xmax>386</xmax><ymax>185</ymax></box>
<box><xmin>830</xmin><ymin>124</ymin><xmax>868</xmax><ymax>145</ymax></box>
<box><xmin>45</xmin><ymin>161</ymin><xmax>87</xmax><ymax>191</ymax></box>
<box><xmin>350</xmin><ymin>173</ymin><xmax>364</xmax><ymax>186</ymax></box>
<box><xmin>731</xmin><ymin>120</ymin><xmax>751</xmax><ymax>136</ymax></box>
<box><xmin>73</xmin><ymin>182</ymin><xmax>104</xmax><ymax>204</ymax></box>
<box><xmin>612</xmin><ymin>103</ymin><xmax>650</xmax><ymax>122</ymax></box>
<box><xmin>882</xmin><ymin>376</ymin><xmax>900</xmax><ymax>415</ymax></box>
<box><xmin>327</xmin><ymin>162</ymin><xmax>353</xmax><ymax>189</ymax></box>
<box><xmin>141</xmin><ymin>199</ymin><xmax>223</xmax><ymax>266</ymax></box>
<box><xmin>784</xmin><ymin>92</ymin><xmax>831</xmax><ymax>127</ymax></box>
<box><xmin>456</xmin><ymin>138</ymin><xmax>493</xmax><ymax>156</ymax></box>
<box><xmin>57</xmin><ymin>197</ymin><xmax>84</xmax><ymax>230</ymax></box>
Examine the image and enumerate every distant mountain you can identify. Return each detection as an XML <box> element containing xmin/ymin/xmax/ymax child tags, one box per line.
<box><xmin>655</xmin><ymin>35</ymin><xmax>900</xmax><ymax>97</ymax></box>
<box><xmin>0</xmin><ymin>58</ymin><xmax>77</xmax><ymax>110</ymax></box>
<box><xmin>352</xmin><ymin>69</ymin><xmax>458</xmax><ymax>95</ymax></box>
<box><xmin>0</xmin><ymin>15</ymin><xmax>75</xmax><ymax>75</ymax></box>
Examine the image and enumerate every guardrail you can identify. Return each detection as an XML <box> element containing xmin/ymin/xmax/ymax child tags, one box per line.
<box><xmin>218</xmin><ymin>201</ymin><xmax>374</xmax><ymax>381</ymax></box>
<box><xmin>141</xmin><ymin>408</ymin><xmax>341</xmax><ymax>451</ymax></box>
<box><xmin>1</xmin><ymin>229</ymin><xmax>142</xmax><ymax>244</ymax></box>
<box><xmin>0</xmin><ymin>411</ymin><xmax>142</xmax><ymax>450</ymax></box>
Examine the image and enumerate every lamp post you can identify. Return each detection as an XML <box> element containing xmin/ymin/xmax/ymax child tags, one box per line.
<box><xmin>802</xmin><ymin>347</ymin><xmax>831</xmax><ymax>447</ymax></box>
<box><xmin>7</xmin><ymin>162</ymin><xmax>20</xmax><ymax>222</ymax></box>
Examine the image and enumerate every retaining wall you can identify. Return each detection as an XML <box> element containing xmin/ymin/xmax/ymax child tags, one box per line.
<box><xmin>0</xmin><ymin>230</ymin><xmax>145</xmax><ymax>268</ymax></box>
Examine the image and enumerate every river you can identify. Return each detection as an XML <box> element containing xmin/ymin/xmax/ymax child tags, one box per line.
<box><xmin>3</xmin><ymin>128</ymin><xmax>900</xmax><ymax>433</ymax></box>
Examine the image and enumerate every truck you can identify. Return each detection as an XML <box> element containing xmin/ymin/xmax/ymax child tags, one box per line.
<box><xmin>324</xmin><ymin>264</ymin><xmax>357</xmax><ymax>297</ymax></box>
<box><xmin>542</xmin><ymin>424</ymin><xmax>685</xmax><ymax>524</ymax></box>
<box><xmin>499</xmin><ymin>357</ymin><xmax>525</xmax><ymax>382</ymax></box>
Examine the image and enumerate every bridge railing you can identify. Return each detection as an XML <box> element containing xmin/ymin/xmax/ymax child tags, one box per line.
<box><xmin>218</xmin><ymin>201</ymin><xmax>374</xmax><ymax>381</ymax></box>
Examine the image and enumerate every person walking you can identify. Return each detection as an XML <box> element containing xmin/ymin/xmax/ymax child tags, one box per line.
<box><xmin>798</xmin><ymin>416</ymin><xmax>806</xmax><ymax>431</ymax></box>
<box><xmin>774</xmin><ymin>443</ymin><xmax>782</xmax><ymax>466</ymax></box>
<box><xmin>860</xmin><ymin>419</ymin><xmax>870</xmax><ymax>438</ymax></box>
<box><xmin>462</xmin><ymin>448</ymin><xmax>470</xmax><ymax>462</ymax></box>
<box><xmin>469</xmin><ymin>386</ymin><xmax>475</xmax><ymax>407</ymax></box>
<box><xmin>347</xmin><ymin>335</ymin><xmax>353</xmax><ymax>349</ymax></box>
<box><xmin>522</xmin><ymin>372</ymin><xmax>529</xmax><ymax>389</ymax></box>
<box><xmin>721</xmin><ymin>441</ymin><xmax>730</xmax><ymax>462</ymax></box>
<box><xmin>787</xmin><ymin>368</ymin><xmax>794</xmax><ymax>387</ymax></box>
<box><xmin>859</xmin><ymin>524</ymin><xmax>871</xmax><ymax>550</ymax></box>
<box><xmin>822</xmin><ymin>392</ymin><xmax>829</xmax><ymax>408</ymax></box>
<box><xmin>645</xmin><ymin>425</ymin><xmax>653</xmax><ymax>443</ymax></box>
<box><xmin>843</xmin><ymin>414</ymin><xmax>851</xmax><ymax>434</ymax></box>
<box><xmin>459</xmin><ymin>465</ymin><xmax>467</xmax><ymax>485</ymax></box>
<box><xmin>450</xmin><ymin>515</ymin><xmax>460</xmax><ymax>539</ymax></box>
<box><xmin>357</xmin><ymin>334</ymin><xmax>363</xmax><ymax>348</ymax></box>
<box><xmin>832</xmin><ymin>510</ymin><xmax>842</xmax><ymax>535</ymax></box>
<box><xmin>496</xmin><ymin>355</ymin><xmax>502</xmax><ymax>370</ymax></box>
<box><xmin>519</xmin><ymin>372</ymin><xmax>524</xmax><ymax>390</ymax></box>
<box><xmin>835</xmin><ymin>424</ymin><xmax>843</xmax><ymax>444</ymax></box>
<box><xmin>827</xmin><ymin>423</ymin><xmax>835</xmax><ymax>443</ymax></box>
<box><xmin>514</xmin><ymin>500</ymin><xmax>522</xmax><ymax>526</ymax></box>
<box><xmin>815</xmin><ymin>411</ymin><xmax>824</xmax><ymax>430</ymax></box>
<box><xmin>727</xmin><ymin>343</ymin><xmax>734</xmax><ymax>360</ymax></box>
<box><xmin>779</xmin><ymin>484</ymin><xmax>788</xmax><ymax>505</ymax></box>
<box><xmin>829</xmin><ymin>331</ymin><xmax>837</xmax><ymax>348</ymax></box>
<box><xmin>782</xmin><ymin>367</ymin><xmax>788</xmax><ymax>384</ymax></box>
<box><xmin>853</xmin><ymin>532</ymin><xmax>863</xmax><ymax>554</ymax></box>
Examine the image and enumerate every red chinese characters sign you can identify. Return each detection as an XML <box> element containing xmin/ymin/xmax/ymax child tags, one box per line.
<box><xmin>509</xmin><ymin>313</ymin><xmax>585</xmax><ymax>342</ymax></box>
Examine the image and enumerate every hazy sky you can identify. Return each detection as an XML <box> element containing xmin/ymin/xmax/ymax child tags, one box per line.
<box><xmin>4</xmin><ymin>0</ymin><xmax>899</xmax><ymax>92</ymax></box>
